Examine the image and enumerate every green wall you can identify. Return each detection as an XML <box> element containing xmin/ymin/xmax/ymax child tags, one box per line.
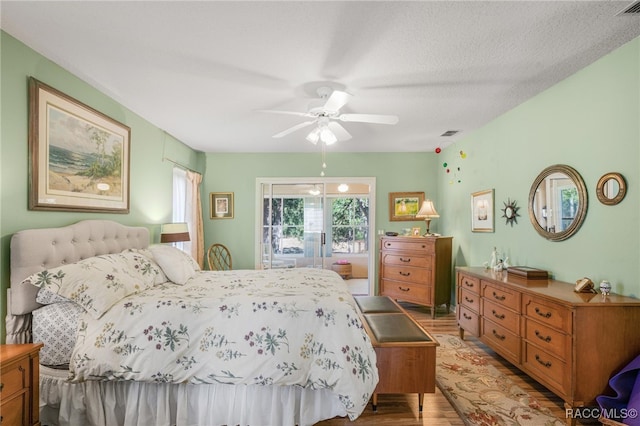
<box><xmin>437</xmin><ymin>36</ymin><xmax>639</xmax><ymax>297</ymax></box>
<box><xmin>0</xmin><ymin>32</ymin><xmax>203</xmax><ymax>342</ymax></box>
<box><xmin>203</xmin><ymin>152</ymin><xmax>439</xmax><ymax>271</ymax></box>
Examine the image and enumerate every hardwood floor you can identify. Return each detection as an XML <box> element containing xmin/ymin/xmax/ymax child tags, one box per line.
<box><xmin>317</xmin><ymin>302</ymin><xmax>579</xmax><ymax>425</ymax></box>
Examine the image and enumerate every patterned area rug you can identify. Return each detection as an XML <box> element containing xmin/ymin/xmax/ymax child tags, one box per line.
<box><xmin>434</xmin><ymin>334</ymin><xmax>564</xmax><ymax>426</ymax></box>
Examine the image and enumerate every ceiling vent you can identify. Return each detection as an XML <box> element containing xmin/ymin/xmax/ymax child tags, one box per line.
<box><xmin>441</xmin><ymin>130</ymin><xmax>459</xmax><ymax>137</ymax></box>
<box><xmin>617</xmin><ymin>1</ymin><xmax>640</xmax><ymax>15</ymax></box>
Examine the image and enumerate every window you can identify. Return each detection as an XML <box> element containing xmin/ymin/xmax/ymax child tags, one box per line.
<box><xmin>172</xmin><ymin>167</ymin><xmax>188</xmax><ymax>251</ymax></box>
<box><xmin>263</xmin><ymin>197</ymin><xmax>305</xmax><ymax>255</ymax></box>
<box><xmin>331</xmin><ymin>197</ymin><xmax>369</xmax><ymax>254</ymax></box>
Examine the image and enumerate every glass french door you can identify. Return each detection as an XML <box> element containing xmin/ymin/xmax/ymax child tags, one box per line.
<box><xmin>260</xmin><ymin>182</ymin><xmax>327</xmax><ymax>270</ymax></box>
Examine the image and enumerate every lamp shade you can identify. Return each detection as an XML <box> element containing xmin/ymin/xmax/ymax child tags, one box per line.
<box><xmin>416</xmin><ymin>200</ymin><xmax>440</xmax><ymax>218</ymax></box>
<box><xmin>160</xmin><ymin>222</ymin><xmax>190</xmax><ymax>243</ymax></box>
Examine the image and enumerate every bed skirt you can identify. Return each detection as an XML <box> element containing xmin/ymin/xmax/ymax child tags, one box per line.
<box><xmin>40</xmin><ymin>366</ymin><xmax>347</xmax><ymax>426</ymax></box>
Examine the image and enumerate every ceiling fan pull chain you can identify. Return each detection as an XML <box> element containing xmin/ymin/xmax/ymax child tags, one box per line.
<box><xmin>320</xmin><ymin>143</ymin><xmax>327</xmax><ymax>176</ymax></box>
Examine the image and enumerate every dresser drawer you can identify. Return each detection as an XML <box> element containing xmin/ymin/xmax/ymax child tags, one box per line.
<box><xmin>458</xmin><ymin>273</ymin><xmax>480</xmax><ymax>295</ymax></box>
<box><xmin>523</xmin><ymin>342</ymin><xmax>569</xmax><ymax>397</ymax></box>
<box><xmin>1</xmin><ymin>391</ymin><xmax>28</xmax><ymax>425</ymax></box>
<box><xmin>381</xmin><ymin>238</ymin><xmax>433</xmax><ymax>254</ymax></box>
<box><xmin>382</xmin><ymin>265</ymin><xmax>430</xmax><ymax>285</ymax></box>
<box><xmin>459</xmin><ymin>288</ymin><xmax>480</xmax><ymax>313</ymax></box>
<box><xmin>382</xmin><ymin>253</ymin><xmax>431</xmax><ymax>269</ymax></box>
<box><xmin>482</xmin><ymin>299</ymin><xmax>520</xmax><ymax>334</ymax></box>
<box><xmin>523</xmin><ymin>295</ymin><xmax>571</xmax><ymax>333</ymax></box>
<box><xmin>0</xmin><ymin>357</ymin><xmax>28</xmax><ymax>398</ymax></box>
<box><xmin>481</xmin><ymin>318</ymin><xmax>520</xmax><ymax>364</ymax></box>
<box><xmin>458</xmin><ymin>305</ymin><xmax>479</xmax><ymax>336</ymax></box>
<box><xmin>524</xmin><ymin>318</ymin><xmax>569</xmax><ymax>360</ymax></box>
<box><xmin>482</xmin><ymin>281</ymin><xmax>520</xmax><ymax>312</ymax></box>
<box><xmin>381</xmin><ymin>279</ymin><xmax>431</xmax><ymax>305</ymax></box>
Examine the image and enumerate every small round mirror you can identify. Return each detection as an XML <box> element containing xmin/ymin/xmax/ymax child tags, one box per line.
<box><xmin>528</xmin><ymin>164</ymin><xmax>587</xmax><ymax>241</ymax></box>
<box><xmin>596</xmin><ymin>172</ymin><xmax>626</xmax><ymax>205</ymax></box>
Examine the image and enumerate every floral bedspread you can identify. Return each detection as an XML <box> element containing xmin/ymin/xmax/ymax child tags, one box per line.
<box><xmin>70</xmin><ymin>268</ymin><xmax>378</xmax><ymax>419</ymax></box>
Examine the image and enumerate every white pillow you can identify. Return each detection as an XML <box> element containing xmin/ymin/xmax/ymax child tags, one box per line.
<box><xmin>23</xmin><ymin>251</ymin><xmax>159</xmax><ymax>319</ymax></box>
<box><xmin>148</xmin><ymin>244</ymin><xmax>200</xmax><ymax>285</ymax></box>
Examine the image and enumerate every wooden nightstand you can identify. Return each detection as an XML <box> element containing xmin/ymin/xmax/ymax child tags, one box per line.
<box><xmin>1</xmin><ymin>343</ymin><xmax>43</xmax><ymax>426</ymax></box>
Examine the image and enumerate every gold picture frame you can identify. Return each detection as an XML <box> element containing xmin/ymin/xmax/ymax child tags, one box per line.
<box><xmin>210</xmin><ymin>192</ymin><xmax>234</xmax><ymax>219</ymax></box>
<box><xmin>471</xmin><ymin>189</ymin><xmax>494</xmax><ymax>232</ymax></box>
<box><xmin>28</xmin><ymin>78</ymin><xmax>131</xmax><ymax>213</ymax></box>
<box><xmin>389</xmin><ymin>191</ymin><xmax>424</xmax><ymax>221</ymax></box>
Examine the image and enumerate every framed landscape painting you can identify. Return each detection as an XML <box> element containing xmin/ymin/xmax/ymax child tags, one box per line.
<box><xmin>28</xmin><ymin>78</ymin><xmax>131</xmax><ymax>213</ymax></box>
<box><xmin>389</xmin><ymin>191</ymin><xmax>424</xmax><ymax>221</ymax></box>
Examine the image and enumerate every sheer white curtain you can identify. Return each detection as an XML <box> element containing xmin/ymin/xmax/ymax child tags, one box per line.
<box><xmin>172</xmin><ymin>167</ymin><xmax>204</xmax><ymax>267</ymax></box>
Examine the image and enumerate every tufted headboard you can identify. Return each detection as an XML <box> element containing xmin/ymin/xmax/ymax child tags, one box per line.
<box><xmin>6</xmin><ymin>220</ymin><xmax>149</xmax><ymax>343</ymax></box>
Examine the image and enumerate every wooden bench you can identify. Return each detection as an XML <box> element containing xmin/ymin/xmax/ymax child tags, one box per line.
<box><xmin>354</xmin><ymin>296</ymin><xmax>439</xmax><ymax>412</ymax></box>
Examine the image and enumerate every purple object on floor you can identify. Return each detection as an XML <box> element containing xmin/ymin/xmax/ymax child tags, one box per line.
<box><xmin>596</xmin><ymin>354</ymin><xmax>640</xmax><ymax>425</ymax></box>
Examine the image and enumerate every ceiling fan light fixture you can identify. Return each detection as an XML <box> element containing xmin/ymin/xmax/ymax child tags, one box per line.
<box><xmin>305</xmin><ymin>127</ymin><xmax>321</xmax><ymax>144</ymax></box>
<box><xmin>320</xmin><ymin>127</ymin><xmax>337</xmax><ymax>145</ymax></box>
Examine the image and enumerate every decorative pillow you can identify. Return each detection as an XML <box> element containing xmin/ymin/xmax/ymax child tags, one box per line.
<box><xmin>124</xmin><ymin>248</ymin><xmax>169</xmax><ymax>285</ymax></box>
<box><xmin>33</xmin><ymin>302</ymin><xmax>84</xmax><ymax>366</ymax></box>
<box><xmin>148</xmin><ymin>244</ymin><xmax>200</xmax><ymax>285</ymax></box>
<box><xmin>22</xmin><ymin>251</ymin><xmax>160</xmax><ymax>319</ymax></box>
<box><xmin>36</xmin><ymin>287</ymin><xmax>70</xmax><ymax>305</ymax></box>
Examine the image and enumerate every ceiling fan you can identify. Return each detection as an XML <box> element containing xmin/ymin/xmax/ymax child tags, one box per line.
<box><xmin>259</xmin><ymin>87</ymin><xmax>399</xmax><ymax>145</ymax></box>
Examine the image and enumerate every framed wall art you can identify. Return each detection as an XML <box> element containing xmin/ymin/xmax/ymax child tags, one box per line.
<box><xmin>471</xmin><ymin>189</ymin><xmax>494</xmax><ymax>232</ymax></box>
<box><xmin>28</xmin><ymin>77</ymin><xmax>131</xmax><ymax>213</ymax></box>
<box><xmin>389</xmin><ymin>191</ymin><xmax>424</xmax><ymax>221</ymax></box>
<box><xmin>210</xmin><ymin>192</ymin><xmax>234</xmax><ymax>219</ymax></box>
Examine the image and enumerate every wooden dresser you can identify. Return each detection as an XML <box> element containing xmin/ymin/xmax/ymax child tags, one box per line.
<box><xmin>456</xmin><ymin>267</ymin><xmax>640</xmax><ymax>416</ymax></box>
<box><xmin>0</xmin><ymin>344</ymin><xmax>43</xmax><ymax>426</ymax></box>
<box><xmin>379</xmin><ymin>236</ymin><xmax>452</xmax><ymax>318</ymax></box>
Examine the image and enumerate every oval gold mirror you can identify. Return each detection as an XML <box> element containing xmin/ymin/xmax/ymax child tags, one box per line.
<box><xmin>596</xmin><ymin>172</ymin><xmax>626</xmax><ymax>205</ymax></box>
<box><xmin>528</xmin><ymin>164</ymin><xmax>587</xmax><ymax>241</ymax></box>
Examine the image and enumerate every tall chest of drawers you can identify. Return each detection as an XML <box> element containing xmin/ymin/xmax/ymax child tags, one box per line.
<box><xmin>379</xmin><ymin>236</ymin><xmax>452</xmax><ymax>318</ymax></box>
<box><xmin>0</xmin><ymin>343</ymin><xmax>43</xmax><ymax>426</ymax></box>
<box><xmin>456</xmin><ymin>267</ymin><xmax>640</xmax><ymax>414</ymax></box>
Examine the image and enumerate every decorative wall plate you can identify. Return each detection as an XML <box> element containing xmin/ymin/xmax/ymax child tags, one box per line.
<box><xmin>501</xmin><ymin>198</ymin><xmax>519</xmax><ymax>226</ymax></box>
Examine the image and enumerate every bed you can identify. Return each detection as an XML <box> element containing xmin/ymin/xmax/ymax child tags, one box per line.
<box><xmin>6</xmin><ymin>220</ymin><xmax>378</xmax><ymax>426</ymax></box>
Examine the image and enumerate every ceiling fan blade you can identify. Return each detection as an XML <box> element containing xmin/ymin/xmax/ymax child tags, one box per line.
<box><xmin>257</xmin><ymin>109</ymin><xmax>312</xmax><ymax>118</ymax></box>
<box><xmin>338</xmin><ymin>113</ymin><xmax>399</xmax><ymax>125</ymax></box>
<box><xmin>323</xmin><ymin>90</ymin><xmax>351</xmax><ymax>112</ymax></box>
<box><xmin>327</xmin><ymin>121</ymin><xmax>352</xmax><ymax>141</ymax></box>
<box><xmin>272</xmin><ymin>121</ymin><xmax>316</xmax><ymax>138</ymax></box>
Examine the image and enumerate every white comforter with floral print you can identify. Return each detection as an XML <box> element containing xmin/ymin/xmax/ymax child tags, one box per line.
<box><xmin>69</xmin><ymin>268</ymin><xmax>378</xmax><ymax>419</ymax></box>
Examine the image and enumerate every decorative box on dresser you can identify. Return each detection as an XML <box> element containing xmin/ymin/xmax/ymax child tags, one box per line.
<box><xmin>379</xmin><ymin>235</ymin><xmax>452</xmax><ymax>318</ymax></box>
<box><xmin>456</xmin><ymin>267</ymin><xmax>640</xmax><ymax>423</ymax></box>
<box><xmin>0</xmin><ymin>343</ymin><xmax>43</xmax><ymax>426</ymax></box>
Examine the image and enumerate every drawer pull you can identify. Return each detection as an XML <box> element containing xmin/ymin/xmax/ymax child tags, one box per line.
<box><xmin>399</xmin><ymin>257</ymin><xmax>411</xmax><ymax>263</ymax></box>
<box><xmin>492</xmin><ymin>291</ymin><xmax>506</xmax><ymax>301</ymax></box>
<box><xmin>0</xmin><ymin>382</ymin><xmax>3</xmax><ymax>391</ymax></box>
<box><xmin>534</xmin><ymin>307</ymin><xmax>552</xmax><ymax>319</ymax></box>
<box><xmin>464</xmin><ymin>280</ymin><xmax>474</xmax><ymax>288</ymax></box>
<box><xmin>535</xmin><ymin>354</ymin><xmax>552</xmax><ymax>368</ymax></box>
<box><xmin>399</xmin><ymin>271</ymin><xmax>411</xmax><ymax>277</ymax></box>
<box><xmin>464</xmin><ymin>296</ymin><xmax>474</xmax><ymax>303</ymax></box>
<box><xmin>492</xmin><ymin>329</ymin><xmax>506</xmax><ymax>340</ymax></box>
<box><xmin>463</xmin><ymin>313</ymin><xmax>472</xmax><ymax>320</ymax></box>
<box><xmin>398</xmin><ymin>286</ymin><xmax>410</xmax><ymax>292</ymax></box>
<box><xmin>535</xmin><ymin>330</ymin><xmax>552</xmax><ymax>343</ymax></box>
<box><xmin>491</xmin><ymin>310</ymin><xmax>505</xmax><ymax>320</ymax></box>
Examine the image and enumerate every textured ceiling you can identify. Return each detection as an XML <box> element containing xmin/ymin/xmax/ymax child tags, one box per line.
<box><xmin>1</xmin><ymin>1</ymin><xmax>639</xmax><ymax>153</ymax></box>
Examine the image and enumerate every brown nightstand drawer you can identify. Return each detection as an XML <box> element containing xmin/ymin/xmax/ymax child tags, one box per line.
<box><xmin>382</xmin><ymin>253</ymin><xmax>431</xmax><ymax>268</ymax></box>
<box><xmin>523</xmin><ymin>295</ymin><xmax>571</xmax><ymax>333</ymax></box>
<box><xmin>458</xmin><ymin>273</ymin><xmax>480</xmax><ymax>295</ymax></box>
<box><xmin>482</xmin><ymin>281</ymin><xmax>520</xmax><ymax>312</ymax></box>
<box><xmin>0</xmin><ymin>357</ymin><xmax>28</xmax><ymax>398</ymax></box>
<box><xmin>482</xmin><ymin>299</ymin><xmax>520</xmax><ymax>334</ymax></box>
<box><xmin>1</xmin><ymin>391</ymin><xmax>28</xmax><ymax>425</ymax></box>
<box><xmin>459</xmin><ymin>288</ymin><xmax>480</xmax><ymax>313</ymax></box>
<box><xmin>382</xmin><ymin>265</ymin><xmax>430</xmax><ymax>285</ymax></box>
